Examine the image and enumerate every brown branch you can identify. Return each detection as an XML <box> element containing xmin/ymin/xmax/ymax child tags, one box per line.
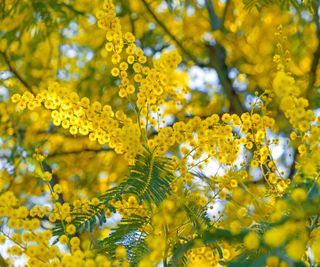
<box><xmin>204</xmin><ymin>1</ymin><xmax>244</xmax><ymax>114</ymax></box>
<box><xmin>209</xmin><ymin>45</ymin><xmax>244</xmax><ymax>114</ymax></box>
<box><xmin>141</xmin><ymin>0</ymin><xmax>243</xmax><ymax>113</ymax></box>
<box><xmin>0</xmin><ymin>52</ymin><xmax>35</xmax><ymax>94</ymax></box>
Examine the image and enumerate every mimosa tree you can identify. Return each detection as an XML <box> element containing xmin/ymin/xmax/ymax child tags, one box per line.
<box><xmin>1</xmin><ymin>0</ymin><xmax>320</xmax><ymax>266</ymax></box>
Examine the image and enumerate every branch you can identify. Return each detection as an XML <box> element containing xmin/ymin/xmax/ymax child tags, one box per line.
<box><xmin>140</xmin><ymin>0</ymin><xmax>205</xmax><ymax>66</ymax></box>
<box><xmin>0</xmin><ymin>52</ymin><xmax>35</xmax><ymax>94</ymax></box>
<box><xmin>307</xmin><ymin>1</ymin><xmax>320</xmax><ymax>100</ymax></box>
<box><xmin>46</xmin><ymin>147</ymin><xmax>111</xmax><ymax>159</ymax></box>
<box><xmin>1</xmin><ymin>0</ymin><xmax>5</xmax><ymax>18</ymax></box>
<box><xmin>42</xmin><ymin>161</ymin><xmax>64</xmax><ymax>204</ymax></box>
<box><xmin>142</xmin><ymin>0</ymin><xmax>242</xmax><ymax>113</ymax></box>
<box><xmin>205</xmin><ymin>0</ymin><xmax>220</xmax><ymax>30</ymax></box>
<box><xmin>204</xmin><ymin>1</ymin><xmax>244</xmax><ymax>114</ymax></box>
<box><xmin>208</xmin><ymin>45</ymin><xmax>243</xmax><ymax>114</ymax></box>
<box><xmin>288</xmin><ymin>149</ymin><xmax>297</xmax><ymax>179</ymax></box>
<box><xmin>221</xmin><ymin>0</ymin><xmax>231</xmax><ymax>31</ymax></box>
<box><xmin>61</xmin><ymin>2</ymin><xmax>86</xmax><ymax>16</ymax></box>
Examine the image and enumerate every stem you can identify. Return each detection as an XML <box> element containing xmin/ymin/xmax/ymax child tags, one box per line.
<box><xmin>0</xmin><ymin>52</ymin><xmax>35</xmax><ymax>94</ymax></box>
<box><xmin>221</xmin><ymin>0</ymin><xmax>231</xmax><ymax>31</ymax></box>
<box><xmin>47</xmin><ymin>147</ymin><xmax>111</xmax><ymax>158</ymax></box>
<box><xmin>42</xmin><ymin>161</ymin><xmax>64</xmax><ymax>204</ymax></box>
<box><xmin>205</xmin><ymin>0</ymin><xmax>220</xmax><ymax>30</ymax></box>
<box><xmin>204</xmin><ymin>1</ymin><xmax>244</xmax><ymax>114</ymax></box>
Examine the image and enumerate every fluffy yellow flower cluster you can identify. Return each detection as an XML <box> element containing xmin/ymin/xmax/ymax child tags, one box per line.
<box><xmin>3</xmin><ymin>0</ymin><xmax>320</xmax><ymax>265</ymax></box>
<box><xmin>97</xmin><ymin>0</ymin><xmax>124</xmax><ymax>54</ymax></box>
<box><xmin>0</xmin><ymin>182</ymin><xmax>120</xmax><ymax>266</ymax></box>
<box><xmin>187</xmin><ymin>246</ymin><xmax>219</xmax><ymax>267</ymax></box>
<box><xmin>11</xmin><ymin>82</ymin><xmax>142</xmax><ymax>163</ymax></box>
<box><xmin>96</xmin><ymin>0</ymin><xmax>187</xmax><ymax>129</ymax></box>
<box><xmin>110</xmin><ymin>195</ymin><xmax>148</xmax><ymax>218</ymax></box>
<box><xmin>136</xmin><ymin>51</ymin><xmax>185</xmax><ymax>115</ymax></box>
<box><xmin>272</xmin><ymin>69</ymin><xmax>314</xmax><ymax>132</ymax></box>
<box><xmin>97</xmin><ymin>0</ymin><xmax>146</xmax><ymax>98</ymax></box>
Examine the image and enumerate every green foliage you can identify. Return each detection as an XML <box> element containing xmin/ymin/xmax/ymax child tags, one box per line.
<box><xmin>228</xmin><ymin>249</ymin><xmax>307</xmax><ymax>267</ymax></box>
<box><xmin>1</xmin><ymin>0</ymin><xmax>83</xmax><ymax>41</ymax></box>
<box><xmin>51</xmin><ymin>205</ymin><xmax>106</xmax><ymax>238</ymax></box>
<box><xmin>72</xmin><ymin>205</ymin><xmax>107</xmax><ymax>232</ymax></box>
<box><xmin>100</xmin><ymin>147</ymin><xmax>175</xmax><ymax>206</ymax></box>
<box><xmin>95</xmin><ymin>148</ymin><xmax>173</xmax><ymax>263</ymax></box>
<box><xmin>164</xmin><ymin>0</ymin><xmax>174</xmax><ymax>10</ymax></box>
<box><xmin>52</xmin><ymin>220</ymin><xmax>65</xmax><ymax>239</ymax></box>
<box><xmin>97</xmin><ymin>216</ymin><xmax>149</xmax><ymax>265</ymax></box>
<box><xmin>243</xmin><ymin>0</ymin><xmax>313</xmax><ymax>10</ymax></box>
<box><xmin>52</xmin><ymin>147</ymin><xmax>174</xmax><ymax>243</ymax></box>
<box><xmin>183</xmin><ymin>201</ymin><xmax>211</xmax><ymax>231</ymax></box>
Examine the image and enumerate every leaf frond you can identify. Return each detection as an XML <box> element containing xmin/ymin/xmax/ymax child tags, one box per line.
<box><xmin>100</xmin><ymin>147</ymin><xmax>174</xmax><ymax>206</ymax></box>
<box><xmin>97</xmin><ymin>216</ymin><xmax>150</xmax><ymax>265</ymax></box>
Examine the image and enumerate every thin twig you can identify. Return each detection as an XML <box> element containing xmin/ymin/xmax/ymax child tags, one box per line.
<box><xmin>46</xmin><ymin>147</ymin><xmax>111</xmax><ymax>158</ymax></box>
<box><xmin>140</xmin><ymin>0</ymin><xmax>205</xmax><ymax>66</ymax></box>
<box><xmin>61</xmin><ymin>2</ymin><xmax>85</xmax><ymax>16</ymax></box>
<box><xmin>42</xmin><ymin>161</ymin><xmax>64</xmax><ymax>204</ymax></box>
<box><xmin>0</xmin><ymin>51</ymin><xmax>35</xmax><ymax>94</ymax></box>
<box><xmin>221</xmin><ymin>0</ymin><xmax>231</xmax><ymax>31</ymax></box>
<box><xmin>1</xmin><ymin>0</ymin><xmax>5</xmax><ymax>18</ymax></box>
<box><xmin>288</xmin><ymin>149</ymin><xmax>297</xmax><ymax>179</ymax></box>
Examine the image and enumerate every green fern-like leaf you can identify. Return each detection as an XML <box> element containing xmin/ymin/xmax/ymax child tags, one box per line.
<box><xmin>52</xmin><ymin>220</ymin><xmax>65</xmax><ymax>238</ymax></box>
<box><xmin>72</xmin><ymin>204</ymin><xmax>106</xmax><ymax>233</ymax></box>
<box><xmin>51</xmin><ymin>204</ymin><xmax>106</xmax><ymax>237</ymax></box>
<box><xmin>95</xmin><ymin>148</ymin><xmax>174</xmax><ymax>264</ymax></box>
<box><xmin>97</xmin><ymin>216</ymin><xmax>150</xmax><ymax>265</ymax></box>
<box><xmin>184</xmin><ymin>202</ymin><xmax>211</xmax><ymax>231</ymax></box>
<box><xmin>52</xmin><ymin>147</ymin><xmax>174</xmax><ymax>238</ymax></box>
<box><xmin>100</xmin><ymin>147</ymin><xmax>174</xmax><ymax>206</ymax></box>
<box><xmin>243</xmin><ymin>0</ymin><xmax>307</xmax><ymax>10</ymax></box>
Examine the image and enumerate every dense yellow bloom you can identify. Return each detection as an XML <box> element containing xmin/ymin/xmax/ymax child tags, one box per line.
<box><xmin>66</xmin><ymin>224</ymin><xmax>76</xmax><ymax>235</ymax></box>
<box><xmin>291</xmin><ymin>188</ymin><xmax>307</xmax><ymax>202</ymax></box>
<box><xmin>42</xmin><ymin>171</ymin><xmax>52</xmax><ymax>182</ymax></box>
<box><xmin>1</xmin><ymin>0</ymin><xmax>320</xmax><ymax>266</ymax></box>
<box><xmin>264</xmin><ymin>227</ymin><xmax>287</xmax><ymax>248</ymax></box>
<box><xmin>244</xmin><ymin>231</ymin><xmax>260</xmax><ymax>250</ymax></box>
<box><xmin>285</xmin><ymin>240</ymin><xmax>305</xmax><ymax>261</ymax></box>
